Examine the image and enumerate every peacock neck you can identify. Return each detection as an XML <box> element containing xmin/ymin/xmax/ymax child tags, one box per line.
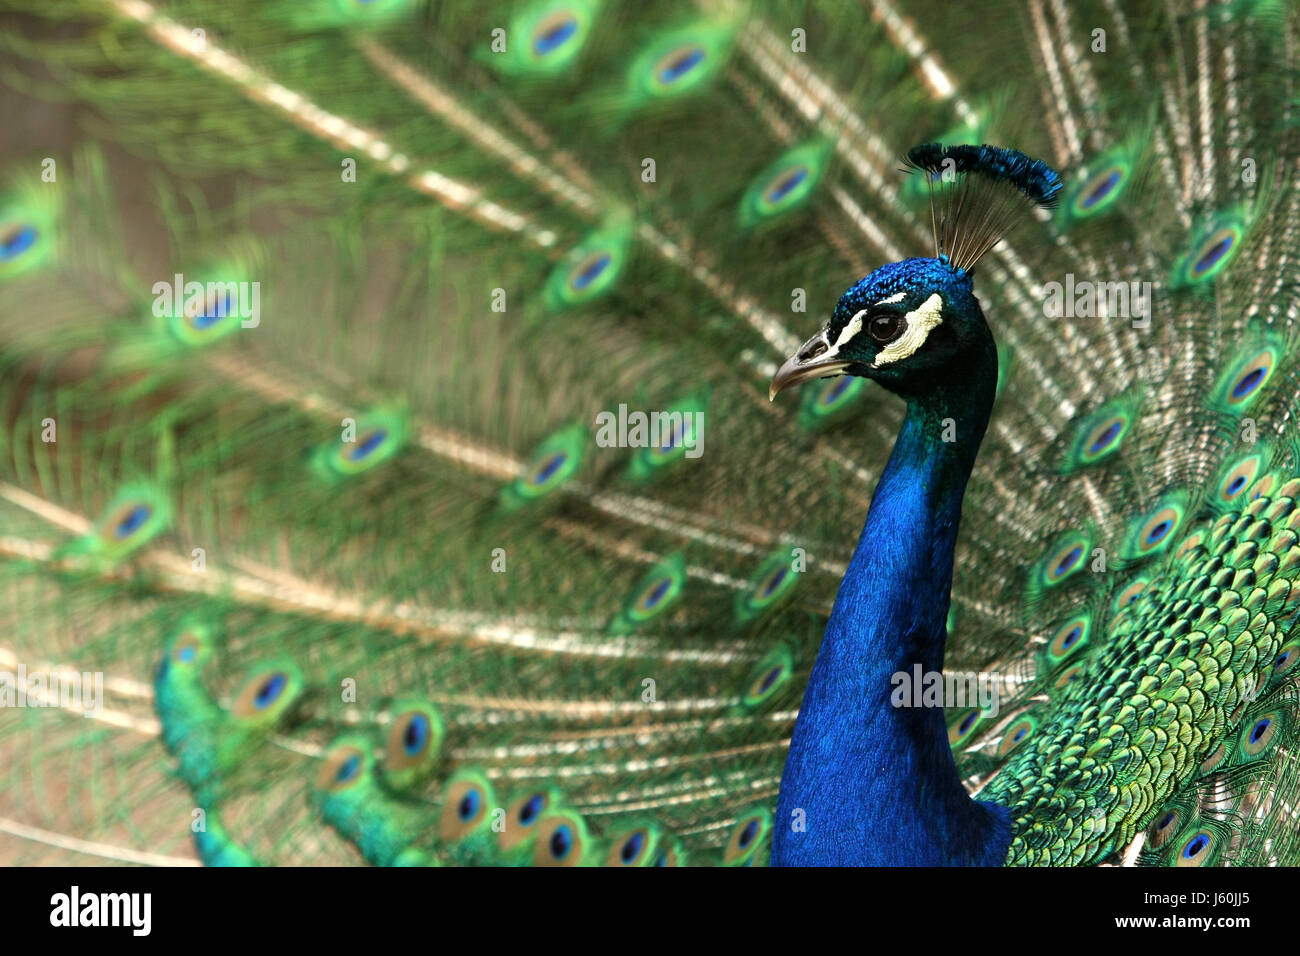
<box><xmin>773</xmin><ymin>347</ymin><xmax>1011</xmax><ymax>866</ymax></box>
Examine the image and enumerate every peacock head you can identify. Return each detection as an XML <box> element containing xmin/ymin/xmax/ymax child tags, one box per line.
<box><xmin>769</xmin><ymin>255</ymin><xmax>990</xmax><ymax>401</ymax></box>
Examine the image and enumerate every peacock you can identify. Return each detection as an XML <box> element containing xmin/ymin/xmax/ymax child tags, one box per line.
<box><xmin>0</xmin><ymin>0</ymin><xmax>1298</xmax><ymax>870</ymax></box>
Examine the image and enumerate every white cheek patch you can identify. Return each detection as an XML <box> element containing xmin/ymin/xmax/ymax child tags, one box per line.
<box><xmin>832</xmin><ymin>311</ymin><xmax>865</xmax><ymax>350</ymax></box>
<box><xmin>872</xmin><ymin>292</ymin><xmax>944</xmax><ymax>367</ymax></box>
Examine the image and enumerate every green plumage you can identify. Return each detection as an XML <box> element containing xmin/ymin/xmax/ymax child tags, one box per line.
<box><xmin>0</xmin><ymin>0</ymin><xmax>1297</xmax><ymax>868</ymax></box>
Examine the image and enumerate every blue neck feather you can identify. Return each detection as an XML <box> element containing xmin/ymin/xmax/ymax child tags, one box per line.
<box><xmin>772</xmin><ymin>340</ymin><xmax>1010</xmax><ymax>866</ymax></box>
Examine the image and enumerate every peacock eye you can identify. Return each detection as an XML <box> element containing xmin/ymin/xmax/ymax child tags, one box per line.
<box><xmin>867</xmin><ymin>311</ymin><xmax>906</xmax><ymax>344</ymax></box>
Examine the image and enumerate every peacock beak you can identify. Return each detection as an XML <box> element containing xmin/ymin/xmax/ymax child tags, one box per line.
<box><xmin>769</xmin><ymin>331</ymin><xmax>851</xmax><ymax>401</ymax></box>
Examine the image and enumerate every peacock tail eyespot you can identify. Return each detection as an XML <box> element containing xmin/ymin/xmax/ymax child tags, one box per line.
<box><xmin>438</xmin><ymin>773</ymin><xmax>494</xmax><ymax>842</ymax></box>
<box><xmin>613</xmin><ymin>554</ymin><xmax>687</xmax><ymax>631</ymax></box>
<box><xmin>171</xmin><ymin>631</ymin><xmax>207</xmax><ymax>666</ymax></box>
<box><xmin>1053</xmin><ymin>663</ymin><xmax>1086</xmax><ymax>689</ymax></box>
<box><xmin>765</xmin><ymin>165</ymin><xmax>809</xmax><ymax>204</ymax></box>
<box><xmin>739</xmin><ymin>646</ymin><xmax>794</xmax><ymax>710</ymax></box>
<box><xmin>1272</xmin><ymin>640</ymin><xmax>1300</xmax><ymax>679</ymax></box>
<box><xmin>722</xmin><ymin>808</ymin><xmax>771</xmax><ymax>865</ymax></box>
<box><xmin>487</xmin><ymin>0</ymin><xmax>597</xmax><ymax>74</ymax></box>
<box><xmin>947</xmin><ymin>707</ymin><xmax>982</xmax><ymax>744</ymax></box>
<box><xmin>162</xmin><ymin>275</ymin><xmax>250</xmax><ymax>347</ymax></box>
<box><xmin>604</xmin><ymin>823</ymin><xmax>672</xmax><ymax>867</ymax></box>
<box><xmin>761</xmin><ymin>566</ymin><xmax>786</xmax><ymax>598</ymax></box>
<box><xmin>318</xmin><ymin>411</ymin><xmax>409</xmax><ymax>480</ymax></box>
<box><xmin>459</xmin><ymin>791</ymin><xmax>480</xmax><ymax>821</ymax></box>
<box><xmin>620</xmin><ymin>830</ymin><xmax>644</xmax><ymax>863</ymax></box>
<box><xmin>534</xmin><ymin>452</ymin><xmax>566</xmax><ymax>484</ymax></box>
<box><xmin>638</xmin><ymin>577</ymin><xmax>672</xmax><ymax>611</ymax></box>
<box><xmin>626</xmin><ymin>24</ymin><xmax>732</xmax><ymax>103</ymax></box>
<box><xmin>623</xmin><ymin>397</ymin><xmax>709</xmax><ymax>482</ymax></box>
<box><xmin>739</xmin><ymin>820</ymin><xmax>757</xmax><ymax>848</ymax></box>
<box><xmin>1191</xmin><ymin>227</ymin><xmax>1239</xmax><ymax>278</ymax></box>
<box><xmin>1062</xmin><ymin>393</ymin><xmax>1142</xmax><ymax>472</ymax></box>
<box><xmin>550</xmin><ymin>824</ymin><xmax>572</xmax><ymax>859</ymax></box>
<box><xmin>656</xmin><ymin>45</ymin><xmax>706</xmax><ymax>86</ymax></box>
<box><xmin>1217</xmin><ymin>453</ymin><xmax>1265</xmax><ymax>505</ymax></box>
<box><xmin>0</xmin><ymin>222</ymin><xmax>38</xmax><ymax>262</ymax></box>
<box><xmin>94</xmin><ymin>488</ymin><xmax>172</xmax><ymax>556</ymax></box>
<box><xmin>1172</xmin><ymin>211</ymin><xmax>1249</xmax><ymax>288</ymax></box>
<box><xmin>1147</xmin><ymin>807</ymin><xmax>1182</xmax><ymax>848</ymax></box>
<box><xmin>382</xmin><ymin>702</ymin><xmax>444</xmax><ymax>783</ymax></box>
<box><xmin>1206</xmin><ymin>343</ymin><xmax>1279</xmax><ymax>413</ymax></box>
<box><xmin>315</xmin><ymin>742</ymin><xmax>370</xmax><ymax>793</ymax></box>
<box><xmin>1058</xmin><ymin>144</ymin><xmax>1136</xmax><ymax>226</ymax></box>
<box><xmin>545</xmin><ymin>225</ymin><xmax>631</xmax><ymax>308</ymax></box>
<box><xmin>531</xmin><ymin>10</ymin><xmax>580</xmax><ymax>56</ymax></box>
<box><xmin>1238</xmin><ymin>710</ymin><xmax>1283</xmax><ymax>758</ymax></box>
<box><xmin>230</xmin><ymin>662</ymin><xmax>302</xmax><ymax>721</ymax></box>
<box><xmin>568</xmin><ymin>251</ymin><xmax>612</xmax><ymax>293</ymax></box>
<box><xmin>184</xmin><ymin>289</ymin><xmax>233</xmax><ymax>331</ymax></box>
<box><xmin>1048</xmin><ymin>615</ymin><xmax>1091</xmax><ymax>662</ymax></box>
<box><xmin>997</xmin><ymin>716</ymin><xmax>1038</xmax><ymax>757</ymax></box>
<box><xmin>254</xmin><ymin>673</ymin><xmax>286</xmax><ymax>709</ymax></box>
<box><xmin>606</xmin><ymin>828</ymin><xmax>650</xmax><ymax>866</ymax></box>
<box><xmin>1199</xmin><ymin>741</ymin><xmax>1227</xmax><ymax>774</ymax></box>
<box><xmin>740</xmin><ymin>141</ymin><xmax>831</xmax><ymax>227</ymax></box>
<box><xmin>1039</xmin><ymin>532</ymin><xmax>1091</xmax><ymax>588</ymax></box>
<box><xmin>1080</xmin><ymin>414</ymin><xmax>1128</xmax><ymax>463</ymax></box>
<box><xmin>1124</xmin><ymin>498</ymin><xmax>1187</xmax><ymax>560</ymax></box>
<box><xmin>797</xmin><ymin>373</ymin><xmax>869</xmax><ymax>430</ymax></box>
<box><xmin>818</xmin><ymin>375</ymin><xmax>861</xmax><ymax>408</ymax></box>
<box><xmin>735</xmin><ymin>551</ymin><xmax>801</xmax><ymax>623</ymax></box>
<box><xmin>0</xmin><ymin>190</ymin><xmax>59</xmax><ymax>279</ymax></box>
<box><xmin>1076</xmin><ymin>166</ymin><xmax>1124</xmax><ymax>213</ymax></box>
<box><xmin>1223</xmin><ymin>349</ymin><xmax>1277</xmax><ymax>408</ymax></box>
<box><xmin>116</xmin><ymin>504</ymin><xmax>150</xmax><ymax>538</ymax></box>
<box><xmin>403</xmin><ymin>714</ymin><xmax>427</xmax><ymax>755</ymax></box>
<box><xmin>405</xmin><ymin>712</ymin><xmax>429</xmax><ymax>751</ymax></box>
<box><xmin>531</xmin><ymin>811</ymin><xmax>589</xmax><ymax>867</ymax></box>
<box><xmin>645</xmin><ymin>417</ymin><xmax>698</xmax><ymax>465</ymax></box>
<box><xmin>336</xmin><ymin>755</ymin><xmax>359</xmax><ymax>782</ymax></box>
<box><xmin>347</xmin><ymin>428</ymin><xmax>388</xmax><ymax>462</ymax></box>
<box><xmin>1174</xmin><ymin>830</ymin><xmax>1216</xmax><ymax>867</ymax></box>
<box><xmin>503</xmin><ymin>424</ymin><xmax>587</xmax><ymax>509</ymax></box>
<box><xmin>503</xmin><ymin>790</ymin><xmax>549</xmax><ymax>840</ymax></box>
<box><xmin>1111</xmin><ymin>577</ymin><xmax>1149</xmax><ymax>616</ymax></box>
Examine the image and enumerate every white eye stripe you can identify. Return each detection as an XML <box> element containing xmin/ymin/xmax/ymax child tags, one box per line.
<box><xmin>877</xmin><ymin>292</ymin><xmax>907</xmax><ymax>305</ymax></box>
<box><xmin>833</xmin><ymin>310</ymin><xmax>867</xmax><ymax>349</ymax></box>
<box><xmin>872</xmin><ymin>292</ymin><xmax>944</xmax><ymax>367</ymax></box>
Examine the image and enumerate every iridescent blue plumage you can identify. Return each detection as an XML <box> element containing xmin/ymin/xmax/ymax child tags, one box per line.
<box><xmin>770</xmin><ymin>145</ymin><xmax>1065</xmax><ymax>865</ymax></box>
